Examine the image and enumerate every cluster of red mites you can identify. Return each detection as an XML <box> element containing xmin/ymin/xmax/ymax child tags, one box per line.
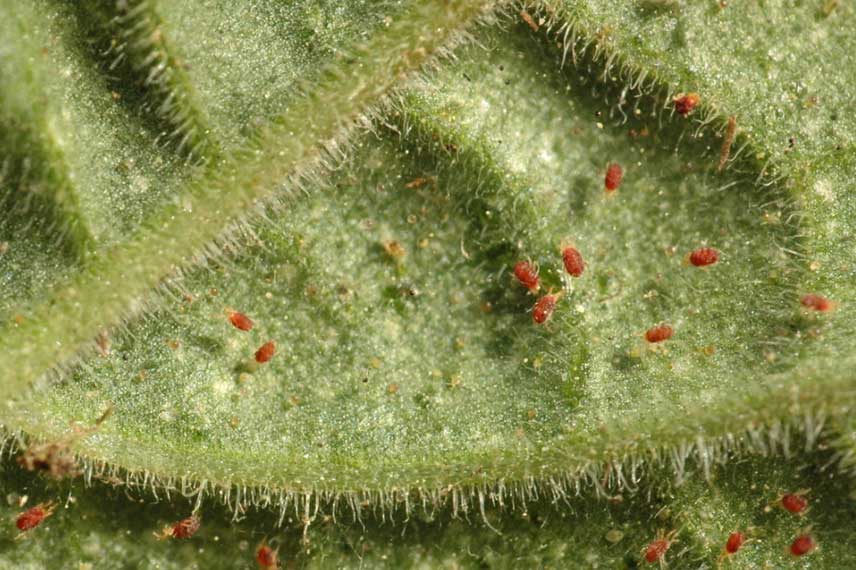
<box><xmin>650</xmin><ymin>490</ymin><xmax>817</xmax><ymax>564</ymax></box>
<box><xmin>229</xmin><ymin>310</ymin><xmax>277</xmax><ymax>364</ymax></box>
<box><xmin>514</xmin><ymin>246</ymin><xmax>587</xmax><ymax>325</ymax></box>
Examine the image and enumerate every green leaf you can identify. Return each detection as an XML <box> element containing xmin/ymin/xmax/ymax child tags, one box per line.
<box><xmin>2</xmin><ymin>0</ymin><xmax>856</xmax><ymax>567</ymax></box>
<box><xmin>0</xmin><ymin>0</ymin><xmax>498</xmax><ymax>405</ymax></box>
<box><xmin>23</xmin><ymin>23</ymin><xmax>814</xmax><ymax>497</ymax></box>
<box><xmin>2</xmin><ymin>452</ymin><xmax>855</xmax><ymax>568</ymax></box>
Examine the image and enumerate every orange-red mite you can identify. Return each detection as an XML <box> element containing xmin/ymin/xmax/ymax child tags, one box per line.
<box><xmin>782</xmin><ymin>493</ymin><xmax>808</xmax><ymax>514</ymax></box>
<box><xmin>255</xmin><ymin>341</ymin><xmax>276</xmax><ymax>363</ymax></box>
<box><xmin>16</xmin><ymin>502</ymin><xmax>55</xmax><ymax>532</ymax></box>
<box><xmin>604</xmin><ymin>163</ymin><xmax>624</xmax><ymax>192</ymax></box>
<box><xmin>645</xmin><ymin>324</ymin><xmax>674</xmax><ymax>343</ymax></box>
<box><xmin>725</xmin><ymin>532</ymin><xmax>745</xmax><ymax>554</ymax></box>
<box><xmin>790</xmin><ymin>534</ymin><xmax>815</xmax><ymax>557</ymax></box>
<box><xmin>533</xmin><ymin>294</ymin><xmax>559</xmax><ymax>325</ymax></box>
<box><xmin>562</xmin><ymin>247</ymin><xmax>585</xmax><ymax>277</ymax></box>
<box><xmin>644</xmin><ymin>538</ymin><xmax>671</xmax><ymax>563</ymax></box>
<box><xmin>229</xmin><ymin>311</ymin><xmax>254</xmax><ymax>331</ymax></box>
<box><xmin>256</xmin><ymin>544</ymin><xmax>278</xmax><ymax>568</ymax></box>
<box><xmin>674</xmin><ymin>93</ymin><xmax>700</xmax><ymax>116</ymax></box>
<box><xmin>689</xmin><ymin>247</ymin><xmax>719</xmax><ymax>267</ymax></box>
<box><xmin>170</xmin><ymin>515</ymin><xmax>200</xmax><ymax>539</ymax></box>
<box><xmin>801</xmin><ymin>294</ymin><xmax>834</xmax><ymax>312</ymax></box>
<box><xmin>514</xmin><ymin>261</ymin><xmax>540</xmax><ymax>293</ymax></box>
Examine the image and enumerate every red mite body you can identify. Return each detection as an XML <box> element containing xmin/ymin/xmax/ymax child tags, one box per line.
<box><xmin>674</xmin><ymin>93</ymin><xmax>700</xmax><ymax>116</ymax></box>
<box><xmin>801</xmin><ymin>294</ymin><xmax>833</xmax><ymax>312</ymax></box>
<box><xmin>725</xmin><ymin>532</ymin><xmax>745</xmax><ymax>554</ymax></box>
<box><xmin>790</xmin><ymin>534</ymin><xmax>815</xmax><ymax>557</ymax></box>
<box><xmin>514</xmin><ymin>261</ymin><xmax>540</xmax><ymax>293</ymax></box>
<box><xmin>562</xmin><ymin>247</ymin><xmax>585</xmax><ymax>277</ymax></box>
<box><xmin>256</xmin><ymin>544</ymin><xmax>277</xmax><ymax>568</ymax></box>
<box><xmin>782</xmin><ymin>493</ymin><xmax>808</xmax><ymax>514</ymax></box>
<box><xmin>256</xmin><ymin>544</ymin><xmax>278</xmax><ymax>568</ymax></box>
<box><xmin>645</xmin><ymin>324</ymin><xmax>674</xmax><ymax>343</ymax></box>
<box><xmin>533</xmin><ymin>294</ymin><xmax>558</xmax><ymax>325</ymax></box>
<box><xmin>171</xmin><ymin>515</ymin><xmax>200</xmax><ymax>539</ymax></box>
<box><xmin>16</xmin><ymin>503</ymin><xmax>55</xmax><ymax>532</ymax></box>
<box><xmin>229</xmin><ymin>311</ymin><xmax>254</xmax><ymax>331</ymax></box>
<box><xmin>255</xmin><ymin>341</ymin><xmax>276</xmax><ymax>363</ymax></box>
<box><xmin>689</xmin><ymin>247</ymin><xmax>719</xmax><ymax>267</ymax></box>
<box><xmin>604</xmin><ymin>163</ymin><xmax>624</xmax><ymax>192</ymax></box>
<box><xmin>644</xmin><ymin>539</ymin><xmax>670</xmax><ymax>563</ymax></box>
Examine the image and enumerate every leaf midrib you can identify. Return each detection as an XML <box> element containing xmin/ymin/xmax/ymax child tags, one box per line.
<box><xmin>0</xmin><ymin>0</ymin><xmax>505</xmax><ymax>420</ymax></box>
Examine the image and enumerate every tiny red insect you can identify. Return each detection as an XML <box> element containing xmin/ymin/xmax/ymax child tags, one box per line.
<box><xmin>256</xmin><ymin>544</ymin><xmax>278</xmax><ymax>568</ymax></box>
<box><xmin>172</xmin><ymin>515</ymin><xmax>201</xmax><ymax>539</ymax></box>
<box><xmin>533</xmin><ymin>294</ymin><xmax>559</xmax><ymax>325</ymax></box>
<box><xmin>255</xmin><ymin>341</ymin><xmax>276</xmax><ymax>363</ymax></box>
<box><xmin>645</xmin><ymin>540</ymin><xmax>668</xmax><ymax>563</ymax></box>
<box><xmin>562</xmin><ymin>246</ymin><xmax>585</xmax><ymax>277</ymax></box>
<box><xmin>229</xmin><ymin>311</ymin><xmax>254</xmax><ymax>331</ymax></box>
<box><xmin>790</xmin><ymin>534</ymin><xmax>815</xmax><ymax>557</ymax></box>
<box><xmin>604</xmin><ymin>163</ymin><xmax>624</xmax><ymax>192</ymax></box>
<box><xmin>725</xmin><ymin>531</ymin><xmax>745</xmax><ymax>555</ymax></box>
<box><xmin>782</xmin><ymin>493</ymin><xmax>808</xmax><ymax>514</ymax></box>
<box><xmin>674</xmin><ymin>92</ymin><xmax>700</xmax><ymax>116</ymax></box>
<box><xmin>801</xmin><ymin>294</ymin><xmax>834</xmax><ymax>312</ymax></box>
<box><xmin>156</xmin><ymin>514</ymin><xmax>201</xmax><ymax>540</ymax></box>
<box><xmin>16</xmin><ymin>502</ymin><xmax>55</xmax><ymax>532</ymax></box>
<box><xmin>689</xmin><ymin>247</ymin><xmax>719</xmax><ymax>267</ymax></box>
<box><xmin>643</xmin><ymin>530</ymin><xmax>677</xmax><ymax>564</ymax></box>
<box><xmin>514</xmin><ymin>261</ymin><xmax>540</xmax><ymax>293</ymax></box>
<box><xmin>645</xmin><ymin>324</ymin><xmax>674</xmax><ymax>343</ymax></box>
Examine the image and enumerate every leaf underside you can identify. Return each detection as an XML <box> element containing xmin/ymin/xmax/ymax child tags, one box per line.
<box><xmin>28</xmin><ymin>26</ymin><xmax>809</xmax><ymax>493</ymax></box>
<box><xmin>1</xmin><ymin>0</ymin><xmax>856</xmax><ymax>567</ymax></box>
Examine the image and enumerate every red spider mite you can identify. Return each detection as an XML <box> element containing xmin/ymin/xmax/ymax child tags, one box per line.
<box><xmin>645</xmin><ymin>324</ymin><xmax>674</xmax><ymax>343</ymax></box>
<box><xmin>801</xmin><ymin>294</ymin><xmax>834</xmax><ymax>312</ymax></box>
<box><xmin>255</xmin><ymin>341</ymin><xmax>276</xmax><ymax>363</ymax></box>
<box><xmin>604</xmin><ymin>163</ymin><xmax>624</xmax><ymax>192</ymax></box>
<box><xmin>533</xmin><ymin>293</ymin><xmax>560</xmax><ymax>325</ymax></box>
<box><xmin>514</xmin><ymin>260</ymin><xmax>540</xmax><ymax>293</ymax></box>
<box><xmin>156</xmin><ymin>514</ymin><xmax>201</xmax><ymax>540</ymax></box>
<box><xmin>562</xmin><ymin>246</ymin><xmax>585</xmax><ymax>277</ymax></box>
<box><xmin>644</xmin><ymin>530</ymin><xmax>678</xmax><ymax>564</ymax></box>
<box><xmin>725</xmin><ymin>531</ymin><xmax>745</xmax><ymax>555</ymax></box>
<box><xmin>16</xmin><ymin>502</ymin><xmax>55</xmax><ymax>532</ymax></box>
<box><xmin>688</xmin><ymin>247</ymin><xmax>719</xmax><ymax>267</ymax></box>
<box><xmin>256</xmin><ymin>543</ymin><xmax>279</xmax><ymax>568</ymax></box>
<box><xmin>673</xmin><ymin>92</ymin><xmax>700</xmax><ymax>116</ymax></box>
<box><xmin>782</xmin><ymin>493</ymin><xmax>809</xmax><ymax>514</ymax></box>
<box><xmin>229</xmin><ymin>310</ymin><xmax>254</xmax><ymax>331</ymax></box>
<box><xmin>790</xmin><ymin>534</ymin><xmax>815</xmax><ymax>557</ymax></box>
